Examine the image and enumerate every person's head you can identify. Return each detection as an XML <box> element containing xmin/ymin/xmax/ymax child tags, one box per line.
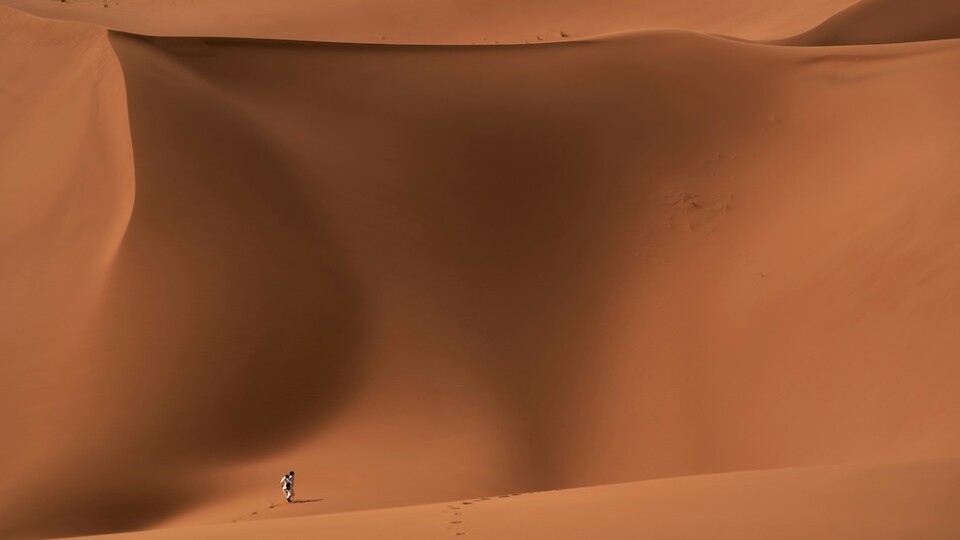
<box><xmin>289</xmin><ymin>471</ymin><xmax>295</xmax><ymax>476</ymax></box>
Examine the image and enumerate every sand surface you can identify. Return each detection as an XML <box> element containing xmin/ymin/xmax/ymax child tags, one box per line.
<box><xmin>66</xmin><ymin>460</ymin><xmax>960</xmax><ymax>540</ymax></box>
<box><xmin>2</xmin><ymin>0</ymin><xmax>960</xmax><ymax>538</ymax></box>
<box><xmin>1</xmin><ymin>0</ymin><xmax>860</xmax><ymax>43</ymax></box>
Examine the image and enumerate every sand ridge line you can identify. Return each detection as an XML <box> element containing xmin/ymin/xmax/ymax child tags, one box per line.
<box><xmin>7</xmin><ymin>0</ymin><xmax>960</xmax><ymax>49</ymax></box>
<box><xmin>0</xmin><ymin>0</ymin><xmax>861</xmax><ymax>44</ymax></box>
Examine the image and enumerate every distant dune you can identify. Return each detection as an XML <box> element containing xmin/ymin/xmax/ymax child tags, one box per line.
<box><xmin>784</xmin><ymin>0</ymin><xmax>960</xmax><ymax>45</ymax></box>
<box><xmin>2</xmin><ymin>1</ymin><xmax>960</xmax><ymax>539</ymax></box>
<box><xmin>0</xmin><ymin>0</ymin><xmax>858</xmax><ymax>43</ymax></box>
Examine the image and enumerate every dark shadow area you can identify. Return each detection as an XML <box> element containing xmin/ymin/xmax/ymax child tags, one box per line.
<box><xmin>0</xmin><ymin>470</ymin><xmax>206</xmax><ymax>539</ymax></box>
<box><xmin>101</xmin><ymin>30</ymin><xmax>367</xmax><ymax>464</ymax></box>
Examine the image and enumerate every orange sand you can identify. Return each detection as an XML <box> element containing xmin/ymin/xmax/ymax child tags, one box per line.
<box><xmin>1</xmin><ymin>1</ymin><xmax>960</xmax><ymax>538</ymax></box>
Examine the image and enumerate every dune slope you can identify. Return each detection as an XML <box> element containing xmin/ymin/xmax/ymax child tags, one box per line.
<box><xmin>0</xmin><ymin>0</ymin><xmax>857</xmax><ymax>43</ymax></box>
<box><xmin>784</xmin><ymin>0</ymin><xmax>960</xmax><ymax>45</ymax></box>
<box><xmin>2</xmin><ymin>1</ymin><xmax>960</xmax><ymax>539</ymax></box>
<box><xmin>69</xmin><ymin>460</ymin><xmax>960</xmax><ymax>540</ymax></box>
<box><xmin>0</xmin><ymin>8</ymin><xmax>135</xmax><ymax>535</ymax></box>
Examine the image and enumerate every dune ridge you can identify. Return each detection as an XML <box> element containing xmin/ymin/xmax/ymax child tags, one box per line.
<box><xmin>783</xmin><ymin>0</ymin><xmax>960</xmax><ymax>45</ymax></box>
<box><xmin>2</xmin><ymin>0</ymin><xmax>960</xmax><ymax>538</ymax></box>
<box><xmin>0</xmin><ymin>9</ymin><xmax>135</xmax><ymax>537</ymax></box>
<box><xmin>0</xmin><ymin>0</ymin><xmax>859</xmax><ymax>44</ymax></box>
<box><xmin>67</xmin><ymin>459</ymin><xmax>960</xmax><ymax>540</ymax></box>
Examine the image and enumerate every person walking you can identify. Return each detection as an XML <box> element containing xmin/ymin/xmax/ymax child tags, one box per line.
<box><xmin>280</xmin><ymin>471</ymin><xmax>295</xmax><ymax>503</ymax></box>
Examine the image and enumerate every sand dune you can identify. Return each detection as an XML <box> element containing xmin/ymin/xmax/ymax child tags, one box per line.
<box><xmin>785</xmin><ymin>0</ymin><xmax>960</xmax><ymax>45</ymax></box>
<box><xmin>0</xmin><ymin>10</ymin><xmax>135</xmax><ymax>537</ymax></box>
<box><xmin>69</xmin><ymin>460</ymin><xmax>960</xmax><ymax>540</ymax></box>
<box><xmin>2</xmin><ymin>0</ymin><xmax>960</xmax><ymax>538</ymax></box>
<box><xmin>1</xmin><ymin>0</ymin><xmax>857</xmax><ymax>43</ymax></box>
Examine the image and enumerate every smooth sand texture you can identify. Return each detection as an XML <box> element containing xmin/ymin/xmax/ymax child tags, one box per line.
<box><xmin>66</xmin><ymin>460</ymin><xmax>960</xmax><ymax>540</ymax></box>
<box><xmin>0</xmin><ymin>0</ymin><xmax>859</xmax><ymax>43</ymax></box>
<box><xmin>1</xmin><ymin>0</ymin><xmax>960</xmax><ymax>539</ymax></box>
<box><xmin>784</xmin><ymin>0</ymin><xmax>960</xmax><ymax>44</ymax></box>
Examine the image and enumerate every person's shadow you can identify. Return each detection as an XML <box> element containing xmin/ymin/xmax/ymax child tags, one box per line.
<box><xmin>292</xmin><ymin>498</ymin><xmax>324</xmax><ymax>504</ymax></box>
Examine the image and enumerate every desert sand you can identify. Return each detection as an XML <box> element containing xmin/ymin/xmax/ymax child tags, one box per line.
<box><xmin>1</xmin><ymin>0</ymin><xmax>959</xmax><ymax>539</ymax></box>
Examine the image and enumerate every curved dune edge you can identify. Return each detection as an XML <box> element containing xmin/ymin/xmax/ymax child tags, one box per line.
<box><xmin>67</xmin><ymin>460</ymin><xmax>960</xmax><ymax>540</ymax></box>
<box><xmin>5</xmin><ymin>0</ymin><xmax>960</xmax><ymax>48</ymax></box>
<box><xmin>3</xmin><ymin>1</ymin><xmax>960</xmax><ymax>539</ymax></box>
<box><xmin>0</xmin><ymin>0</ymin><xmax>859</xmax><ymax>45</ymax></box>
<box><xmin>0</xmin><ymin>4</ymin><xmax>137</xmax><ymax>528</ymax></box>
<box><xmin>782</xmin><ymin>0</ymin><xmax>960</xmax><ymax>46</ymax></box>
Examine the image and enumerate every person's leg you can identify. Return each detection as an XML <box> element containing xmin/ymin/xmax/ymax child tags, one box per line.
<box><xmin>289</xmin><ymin>487</ymin><xmax>295</xmax><ymax>502</ymax></box>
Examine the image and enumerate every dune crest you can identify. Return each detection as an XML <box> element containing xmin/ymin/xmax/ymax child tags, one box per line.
<box><xmin>0</xmin><ymin>0</ymin><xmax>857</xmax><ymax>44</ymax></box>
<box><xmin>784</xmin><ymin>0</ymin><xmax>960</xmax><ymax>45</ymax></box>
